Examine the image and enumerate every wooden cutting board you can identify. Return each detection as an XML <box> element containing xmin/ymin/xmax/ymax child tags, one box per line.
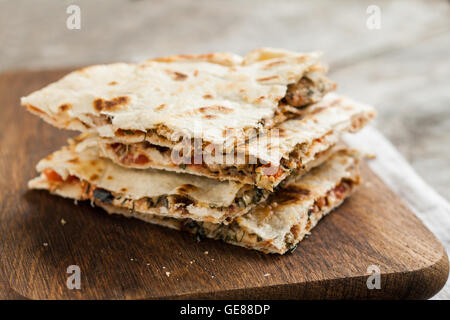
<box><xmin>0</xmin><ymin>69</ymin><xmax>448</xmax><ymax>300</ymax></box>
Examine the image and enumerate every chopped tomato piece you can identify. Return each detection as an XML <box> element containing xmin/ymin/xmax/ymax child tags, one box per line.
<box><xmin>65</xmin><ymin>175</ymin><xmax>78</xmax><ymax>183</ymax></box>
<box><xmin>316</xmin><ymin>197</ymin><xmax>327</xmax><ymax>209</ymax></box>
<box><xmin>110</xmin><ymin>143</ymin><xmax>122</xmax><ymax>150</ymax></box>
<box><xmin>134</xmin><ymin>154</ymin><xmax>150</xmax><ymax>165</ymax></box>
<box><xmin>43</xmin><ymin>169</ymin><xmax>77</xmax><ymax>183</ymax></box>
<box><xmin>333</xmin><ymin>182</ymin><xmax>351</xmax><ymax>200</ymax></box>
<box><xmin>43</xmin><ymin>169</ymin><xmax>64</xmax><ymax>182</ymax></box>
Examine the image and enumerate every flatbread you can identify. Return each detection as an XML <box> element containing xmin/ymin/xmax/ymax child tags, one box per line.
<box><xmin>30</xmin><ymin>149</ymin><xmax>360</xmax><ymax>254</ymax></box>
<box><xmin>21</xmin><ymin>48</ymin><xmax>335</xmax><ymax>147</ymax></box>
<box><xmin>28</xmin><ymin>134</ymin><xmax>262</xmax><ymax>223</ymax></box>
<box><xmin>29</xmin><ymin>134</ymin><xmax>338</xmax><ymax>224</ymax></box>
<box><xmin>98</xmin><ymin>93</ymin><xmax>374</xmax><ymax>190</ymax></box>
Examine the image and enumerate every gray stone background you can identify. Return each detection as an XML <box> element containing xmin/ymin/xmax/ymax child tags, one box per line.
<box><xmin>1</xmin><ymin>0</ymin><xmax>449</xmax><ymax>297</ymax></box>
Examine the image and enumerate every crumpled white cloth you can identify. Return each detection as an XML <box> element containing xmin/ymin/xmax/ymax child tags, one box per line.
<box><xmin>344</xmin><ymin>127</ymin><xmax>450</xmax><ymax>299</ymax></box>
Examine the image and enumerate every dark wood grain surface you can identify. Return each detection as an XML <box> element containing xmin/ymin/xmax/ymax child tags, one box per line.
<box><xmin>0</xmin><ymin>69</ymin><xmax>448</xmax><ymax>300</ymax></box>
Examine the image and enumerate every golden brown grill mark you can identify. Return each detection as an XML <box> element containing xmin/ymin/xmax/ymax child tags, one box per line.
<box><xmin>165</xmin><ymin>70</ymin><xmax>188</xmax><ymax>81</ymax></box>
<box><xmin>58</xmin><ymin>103</ymin><xmax>71</xmax><ymax>112</ymax></box>
<box><xmin>155</xmin><ymin>104</ymin><xmax>167</xmax><ymax>111</ymax></box>
<box><xmin>256</xmin><ymin>75</ymin><xmax>279</xmax><ymax>82</ymax></box>
<box><xmin>254</xmin><ymin>96</ymin><xmax>266</xmax><ymax>103</ymax></box>
<box><xmin>25</xmin><ymin>104</ymin><xmax>45</xmax><ymax>115</ymax></box>
<box><xmin>174</xmin><ymin>71</ymin><xmax>188</xmax><ymax>80</ymax></box>
<box><xmin>198</xmin><ymin>105</ymin><xmax>233</xmax><ymax>114</ymax></box>
<box><xmin>108</xmin><ymin>81</ymin><xmax>118</xmax><ymax>86</ymax></box>
<box><xmin>177</xmin><ymin>184</ymin><xmax>199</xmax><ymax>194</ymax></box>
<box><xmin>282</xmin><ymin>185</ymin><xmax>311</xmax><ymax>195</ymax></box>
<box><xmin>89</xmin><ymin>174</ymin><xmax>99</xmax><ymax>181</ymax></box>
<box><xmin>72</xmin><ymin>135</ymin><xmax>88</xmax><ymax>143</ymax></box>
<box><xmin>154</xmin><ymin>53</ymin><xmax>216</xmax><ymax>63</ymax></box>
<box><xmin>93</xmin><ymin>96</ymin><xmax>130</xmax><ymax>112</ymax></box>
<box><xmin>68</xmin><ymin>158</ymin><xmax>79</xmax><ymax>164</ymax></box>
<box><xmin>270</xmin><ymin>185</ymin><xmax>311</xmax><ymax>205</ymax></box>
<box><xmin>263</xmin><ymin>60</ymin><xmax>286</xmax><ymax>69</ymax></box>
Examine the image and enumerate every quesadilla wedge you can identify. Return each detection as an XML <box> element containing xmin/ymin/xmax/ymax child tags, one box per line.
<box><xmin>28</xmin><ymin>134</ymin><xmax>338</xmax><ymax>224</ymax></box>
<box><xmin>98</xmin><ymin>93</ymin><xmax>374</xmax><ymax>190</ymax></box>
<box><xmin>30</xmin><ymin>149</ymin><xmax>360</xmax><ymax>254</ymax></box>
<box><xmin>22</xmin><ymin>48</ymin><xmax>336</xmax><ymax>148</ymax></box>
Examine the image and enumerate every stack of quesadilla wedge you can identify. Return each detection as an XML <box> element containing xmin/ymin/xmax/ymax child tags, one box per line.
<box><xmin>23</xmin><ymin>48</ymin><xmax>375</xmax><ymax>254</ymax></box>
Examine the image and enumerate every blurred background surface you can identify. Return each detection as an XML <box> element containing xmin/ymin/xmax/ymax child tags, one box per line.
<box><xmin>0</xmin><ymin>0</ymin><xmax>449</xmax><ymax>201</ymax></box>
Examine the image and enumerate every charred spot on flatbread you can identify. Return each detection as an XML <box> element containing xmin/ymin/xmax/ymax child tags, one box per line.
<box><xmin>58</xmin><ymin>104</ymin><xmax>71</xmax><ymax>112</ymax></box>
<box><xmin>155</xmin><ymin>104</ymin><xmax>167</xmax><ymax>111</ymax></box>
<box><xmin>165</xmin><ymin>70</ymin><xmax>188</xmax><ymax>81</ymax></box>
<box><xmin>172</xmin><ymin>195</ymin><xmax>194</xmax><ymax>210</ymax></box>
<box><xmin>263</xmin><ymin>60</ymin><xmax>287</xmax><ymax>69</ymax></box>
<box><xmin>68</xmin><ymin>157</ymin><xmax>79</xmax><ymax>164</ymax></box>
<box><xmin>282</xmin><ymin>185</ymin><xmax>311</xmax><ymax>195</ymax></box>
<box><xmin>93</xmin><ymin>96</ymin><xmax>130</xmax><ymax>112</ymax></box>
<box><xmin>256</xmin><ymin>75</ymin><xmax>279</xmax><ymax>82</ymax></box>
<box><xmin>177</xmin><ymin>184</ymin><xmax>199</xmax><ymax>194</ymax></box>
<box><xmin>198</xmin><ymin>105</ymin><xmax>234</xmax><ymax>114</ymax></box>
<box><xmin>270</xmin><ymin>185</ymin><xmax>311</xmax><ymax>205</ymax></box>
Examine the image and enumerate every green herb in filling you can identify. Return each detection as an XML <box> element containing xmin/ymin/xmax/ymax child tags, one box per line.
<box><xmin>194</xmin><ymin>222</ymin><xmax>206</xmax><ymax>242</ymax></box>
<box><xmin>93</xmin><ymin>188</ymin><xmax>114</xmax><ymax>204</ymax></box>
<box><xmin>146</xmin><ymin>198</ymin><xmax>154</xmax><ymax>208</ymax></box>
<box><xmin>253</xmin><ymin>188</ymin><xmax>265</xmax><ymax>202</ymax></box>
<box><xmin>287</xmin><ymin>243</ymin><xmax>298</xmax><ymax>253</ymax></box>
